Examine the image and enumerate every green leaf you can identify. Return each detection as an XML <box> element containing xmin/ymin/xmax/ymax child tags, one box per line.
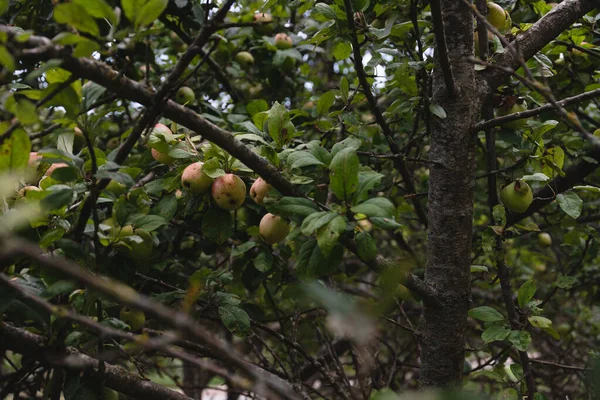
<box><xmin>39</xmin><ymin>228</ymin><xmax>66</xmax><ymax>249</ymax></box>
<box><xmin>317</xmin><ymin>90</ymin><xmax>336</xmax><ymax>115</ymax></box>
<box><xmin>0</xmin><ymin>0</ymin><xmax>8</xmax><ymax>16</ymax></box>
<box><xmin>317</xmin><ymin>215</ymin><xmax>346</xmax><ymax>256</ymax></box>
<box><xmin>64</xmin><ymin>373</ymin><xmax>99</xmax><ymax>400</ymax></box>
<box><xmin>54</xmin><ymin>3</ymin><xmax>100</xmax><ymax>36</ymax></box>
<box><xmin>202</xmin><ymin>157</ymin><xmax>226</xmax><ymax>179</ymax></box>
<box><xmin>41</xmin><ymin>189</ymin><xmax>74</xmax><ymax>210</ymax></box>
<box><xmin>267</xmin><ymin>102</ymin><xmax>291</xmax><ymax>147</ymax></box>
<box><xmin>507</xmin><ymin>330</ymin><xmax>531</xmax><ymax>351</ymax></box>
<box><xmin>471</xmin><ymin>265</ymin><xmax>488</xmax><ymax>273</ymax></box>
<box><xmin>333</xmin><ymin>42</ymin><xmax>352</xmax><ymax>61</ymax></box>
<box><xmin>573</xmin><ymin>185</ymin><xmax>600</xmax><ymax>193</ymax></box>
<box><xmin>517</xmin><ymin>280</ymin><xmax>536</xmax><ymax>308</ymax></box>
<box><xmin>556</xmin><ymin>191</ymin><xmax>582</xmax><ymax>219</ymax></box>
<box><xmin>296</xmin><ymin>239</ymin><xmax>343</xmax><ymax>279</ymax></box>
<box><xmin>122</xmin><ymin>0</ymin><xmax>168</xmax><ymax>28</ymax></box>
<box><xmin>340</xmin><ymin>77</ymin><xmax>349</xmax><ymax>103</ymax></box>
<box><xmin>130</xmin><ymin>214</ymin><xmax>168</xmax><ymax>231</ymax></box>
<box><xmin>353</xmin><ymin>170</ymin><xmax>384</xmax><ymax>204</ymax></box>
<box><xmin>0</xmin><ymin>45</ymin><xmax>15</xmax><ymax>72</ymax></box>
<box><xmin>356</xmin><ymin>230</ymin><xmax>377</xmax><ymax>262</ymax></box>
<box><xmin>266</xmin><ymin>197</ymin><xmax>319</xmax><ymax>218</ymax></box>
<box><xmin>314</xmin><ymin>2</ymin><xmax>337</xmax><ymax>19</ymax></box>
<box><xmin>329</xmin><ymin>147</ymin><xmax>359</xmax><ymax>202</ymax></box>
<box><xmin>253</xmin><ymin>250</ymin><xmax>273</xmax><ymax>272</ymax></box>
<box><xmin>231</xmin><ymin>241</ymin><xmax>256</xmax><ymax>257</ymax></box>
<box><xmin>429</xmin><ymin>103</ymin><xmax>447</xmax><ymax>119</ymax></box>
<box><xmin>331</xmin><ymin>137</ymin><xmax>362</xmax><ymax>157</ymax></box>
<box><xmin>287</xmin><ymin>151</ymin><xmax>326</xmax><ymax>169</ymax></box>
<box><xmin>73</xmin><ymin>0</ymin><xmax>116</xmax><ymax>25</ymax></box>
<box><xmin>351</xmin><ymin>197</ymin><xmax>395</xmax><ymax>218</ymax></box>
<box><xmin>42</xmin><ymin>280</ymin><xmax>78</xmax><ymax>299</ymax></box>
<box><xmin>301</xmin><ymin>211</ymin><xmax>339</xmax><ymax>235</ymax></box>
<box><xmin>247</xmin><ymin>99</ymin><xmax>269</xmax><ymax>116</ymax></box>
<box><xmin>218</xmin><ymin>305</ymin><xmax>250</xmax><ymax>338</ymax></box>
<box><xmin>202</xmin><ymin>209</ymin><xmax>233</xmax><ymax>244</ymax></box>
<box><xmin>352</xmin><ymin>0</ymin><xmax>369</xmax><ymax>12</ymax></box>
<box><xmin>370</xmin><ymin>216</ymin><xmax>401</xmax><ymax>229</ymax></box>
<box><xmin>521</xmin><ymin>173</ymin><xmax>549</xmax><ymax>182</ymax></box>
<box><xmin>542</xmin><ymin>146</ymin><xmax>565</xmax><ymax>178</ymax></box>
<box><xmin>528</xmin><ymin>316</ymin><xmax>552</xmax><ymax>328</ymax></box>
<box><xmin>468</xmin><ymin>306</ymin><xmax>504</xmax><ymax>322</ymax></box>
<box><xmin>481</xmin><ymin>325</ymin><xmax>511</xmax><ymax>343</ymax></box>
<box><xmin>0</xmin><ymin>129</ymin><xmax>31</xmax><ymax>171</ymax></box>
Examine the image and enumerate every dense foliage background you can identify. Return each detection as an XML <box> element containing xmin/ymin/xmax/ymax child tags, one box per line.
<box><xmin>0</xmin><ymin>0</ymin><xmax>599</xmax><ymax>399</ymax></box>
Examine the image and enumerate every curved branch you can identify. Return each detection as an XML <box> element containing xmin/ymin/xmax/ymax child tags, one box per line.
<box><xmin>430</xmin><ymin>0</ymin><xmax>457</xmax><ymax>95</ymax></box>
<box><xmin>0</xmin><ymin>323</ymin><xmax>193</xmax><ymax>400</ymax></box>
<box><xmin>479</xmin><ymin>0</ymin><xmax>596</xmax><ymax>88</ymax></box>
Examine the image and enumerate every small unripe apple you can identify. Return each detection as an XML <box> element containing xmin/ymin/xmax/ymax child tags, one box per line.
<box><xmin>181</xmin><ymin>162</ymin><xmax>214</xmax><ymax>194</ymax></box>
<box><xmin>496</xmin><ymin>99</ymin><xmax>528</xmax><ymax>130</ymax></box>
<box><xmin>151</xmin><ymin>148</ymin><xmax>175</xmax><ymax>165</ymax></box>
<box><xmin>594</xmin><ymin>128</ymin><xmax>600</xmax><ymax>137</ymax></box>
<box><xmin>105</xmin><ymin>180</ymin><xmax>127</xmax><ymax>196</ymax></box>
<box><xmin>119</xmin><ymin>307</ymin><xmax>146</xmax><ymax>331</ymax></box>
<box><xmin>538</xmin><ymin>232</ymin><xmax>552</xmax><ymax>247</ymax></box>
<box><xmin>124</xmin><ymin>229</ymin><xmax>153</xmax><ymax>259</ymax></box>
<box><xmin>499</xmin><ymin>180</ymin><xmax>533</xmax><ymax>213</ymax></box>
<box><xmin>487</xmin><ymin>2</ymin><xmax>507</xmax><ymax>30</ymax></box>
<box><xmin>212</xmin><ymin>174</ymin><xmax>246</xmax><ymax>210</ymax></box>
<box><xmin>17</xmin><ymin>185</ymin><xmax>42</xmax><ymax>199</ymax></box>
<box><xmin>45</xmin><ymin>163</ymin><xmax>69</xmax><ymax>178</ymax></box>
<box><xmin>175</xmin><ymin>86</ymin><xmax>195</xmax><ymax>105</ymax></box>
<box><xmin>253</xmin><ymin>13</ymin><xmax>274</xmax><ymax>34</ymax></box>
<box><xmin>533</xmin><ymin>263</ymin><xmax>547</xmax><ymax>273</ymax></box>
<box><xmin>259</xmin><ymin>213</ymin><xmax>290</xmax><ymax>244</ymax></box>
<box><xmin>235</xmin><ymin>51</ymin><xmax>255</xmax><ymax>68</ymax></box>
<box><xmin>249</xmin><ymin>177</ymin><xmax>270</xmax><ymax>205</ymax></box>
<box><xmin>103</xmin><ymin>388</ymin><xmax>119</xmax><ymax>400</ymax></box>
<box><xmin>106</xmin><ymin>137</ymin><xmax>120</xmax><ymax>150</ymax></box>
<box><xmin>274</xmin><ymin>33</ymin><xmax>293</xmax><ymax>49</ymax></box>
<box><xmin>357</xmin><ymin>219</ymin><xmax>373</xmax><ymax>232</ymax></box>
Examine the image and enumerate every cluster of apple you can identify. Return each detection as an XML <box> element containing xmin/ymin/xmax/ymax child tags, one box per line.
<box><xmin>234</xmin><ymin>13</ymin><xmax>294</xmax><ymax>70</ymax></box>
<box><xmin>150</xmin><ymin>124</ymin><xmax>291</xmax><ymax>245</ymax></box>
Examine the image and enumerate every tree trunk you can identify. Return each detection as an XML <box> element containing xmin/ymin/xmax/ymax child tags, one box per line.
<box><xmin>419</xmin><ymin>0</ymin><xmax>481</xmax><ymax>388</ymax></box>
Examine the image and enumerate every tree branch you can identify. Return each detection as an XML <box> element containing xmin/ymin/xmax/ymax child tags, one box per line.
<box><xmin>479</xmin><ymin>0</ymin><xmax>596</xmax><ymax>88</ymax></box>
<box><xmin>0</xmin><ymin>237</ymin><xmax>301</xmax><ymax>400</ymax></box>
<box><xmin>474</xmin><ymin>88</ymin><xmax>600</xmax><ymax>131</ymax></box>
<box><xmin>430</xmin><ymin>0</ymin><xmax>457</xmax><ymax>95</ymax></box>
<box><xmin>0</xmin><ymin>323</ymin><xmax>193</xmax><ymax>400</ymax></box>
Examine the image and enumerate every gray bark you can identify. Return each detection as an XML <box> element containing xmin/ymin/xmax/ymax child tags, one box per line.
<box><xmin>420</xmin><ymin>0</ymin><xmax>480</xmax><ymax>388</ymax></box>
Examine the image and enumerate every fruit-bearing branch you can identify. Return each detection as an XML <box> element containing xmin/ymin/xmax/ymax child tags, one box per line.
<box><xmin>0</xmin><ymin>25</ymin><xmax>438</xmax><ymax>302</ymax></box>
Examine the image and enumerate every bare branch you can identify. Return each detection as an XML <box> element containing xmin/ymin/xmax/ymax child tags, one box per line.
<box><xmin>430</xmin><ymin>0</ymin><xmax>457</xmax><ymax>95</ymax></box>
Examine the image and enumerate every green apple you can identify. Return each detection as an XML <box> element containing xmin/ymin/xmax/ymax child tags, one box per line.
<box><xmin>175</xmin><ymin>86</ymin><xmax>195</xmax><ymax>105</ymax></box>
<box><xmin>211</xmin><ymin>174</ymin><xmax>246</xmax><ymax>210</ymax></box>
<box><xmin>119</xmin><ymin>307</ymin><xmax>146</xmax><ymax>331</ymax></box>
<box><xmin>106</xmin><ymin>137</ymin><xmax>120</xmax><ymax>150</ymax></box>
<box><xmin>181</xmin><ymin>162</ymin><xmax>214</xmax><ymax>194</ymax></box>
<box><xmin>538</xmin><ymin>232</ymin><xmax>552</xmax><ymax>247</ymax></box>
<box><xmin>274</xmin><ymin>33</ymin><xmax>293</xmax><ymax>49</ymax></box>
<box><xmin>123</xmin><ymin>229</ymin><xmax>153</xmax><ymax>259</ymax></box>
<box><xmin>499</xmin><ymin>180</ymin><xmax>533</xmax><ymax>213</ymax></box>
<box><xmin>253</xmin><ymin>13</ymin><xmax>274</xmax><ymax>34</ymax></box>
<box><xmin>533</xmin><ymin>263</ymin><xmax>547</xmax><ymax>273</ymax></box>
<box><xmin>259</xmin><ymin>213</ymin><xmax>290</xmax><ymax>244</ymax></box>
<box><xmin>235</xmin><ymin>51</ymin><xmax>255</xmax><ymax>69</ymax></box>
<box><xmin>594</xmin><ymin>128</ymin><xmax>600</xmax><ymax>137</ymax></box>
<box><xmin>487</xmin><ymin>2</ymin><xmax>507</xmax><ymax>30</ymax></box>
<box><xmin>496</xmin><ymin>99</ymin><xmax>528</xmax><ymax>130</ymax></box>
<box><xmin>105</xmin><ymin>180</ymin><xmax>127</xmax><ymax>196</ymax></box>
<box><xmin>249</xmin><ymin>177</ymin><xmax>270</xmax><ymax>205</ymax></box>
<box><xmin>103</xmin><ymin>388</ymin><xmax>119</xmax><ymax>400</ymax></box>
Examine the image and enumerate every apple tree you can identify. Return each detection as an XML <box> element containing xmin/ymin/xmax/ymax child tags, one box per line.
<box><xmin>0</xmin><ymin>0</ymin><xmax>599</xmax><ymax>399</ymax></box>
